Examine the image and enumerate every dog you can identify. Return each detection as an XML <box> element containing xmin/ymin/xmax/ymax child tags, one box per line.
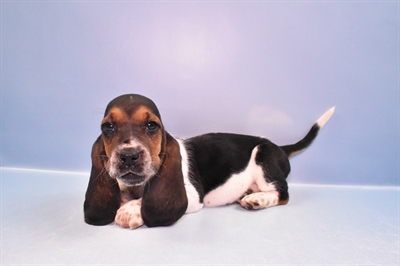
<box><xmin>84</xmin><ymin>94</ymin><xmax>334</xmax><ymax>229</ymax></box>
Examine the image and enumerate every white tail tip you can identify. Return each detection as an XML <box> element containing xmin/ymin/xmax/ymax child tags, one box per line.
<box><xmin>316</xmin><ymin>107</ymin><xmax>335</xmax><ymax>129</ymax></box>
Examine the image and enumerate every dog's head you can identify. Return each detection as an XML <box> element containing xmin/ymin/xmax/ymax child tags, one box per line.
<box><xmin>98</xmin><ymin>94</ymin><xmax>166</xmax><ymax>186</ymax></box>
<box><xmin>85</xmin><ymin>94</ymin><xmax>187</xmax><ymax>227</ymax></box>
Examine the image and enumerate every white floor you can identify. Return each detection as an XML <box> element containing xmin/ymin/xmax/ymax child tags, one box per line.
<box><xmin>1</xmin><ymin>168</ymin><xmax>399</xmax><ymax>265</ymax></box>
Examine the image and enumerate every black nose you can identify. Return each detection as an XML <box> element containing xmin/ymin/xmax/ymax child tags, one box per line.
<box><xmin>119</xmin><ymin>149</ymin><xmax>140</xmax><ymax>166</ymax></box>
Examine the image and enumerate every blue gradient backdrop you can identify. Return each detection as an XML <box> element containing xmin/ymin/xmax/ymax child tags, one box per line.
<box><xmin>1</xmin><ymin>1</ymin><xmax>398</xmax><ymax>186</ymax></box>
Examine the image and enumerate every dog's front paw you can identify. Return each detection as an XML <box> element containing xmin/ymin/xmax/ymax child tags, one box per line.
<box><xmin>115</xmin><ymin>198</ymin><xmax>143</xmax><ymax>229</ymax></box>
<box><xmin>240</xmin><ymin>192</ymin><xmax>279</xmax><ymax>210</ymax></box>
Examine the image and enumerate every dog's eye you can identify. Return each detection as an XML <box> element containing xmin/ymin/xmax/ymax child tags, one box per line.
<box><xmin>102</xmin><ymin>122</ymin><xmax>116</xmax><ymax>133</ymax></box>
<box><xmin>145</xmin><ymin>121</ymin><xmax>159</xmax><ymax>132</ymax></box>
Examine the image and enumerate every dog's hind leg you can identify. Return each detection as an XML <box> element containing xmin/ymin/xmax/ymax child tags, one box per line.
<box><xmin>238</xmin><ymin>143</ymin><xmax>290</xmax><ymax>210</ymax></box>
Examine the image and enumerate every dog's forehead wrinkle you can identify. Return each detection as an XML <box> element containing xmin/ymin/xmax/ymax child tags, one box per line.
<box><xmin>102</xmin><ymin>107</ymin><xmax>130</xmax><ymax>126</ymax></box>
<box><xmin>130</xmin><ymin>107</ymin><xmax>162</xmax><ymax>128</ymax></box>
<box><xmin>105</xmin><ymin>105</ymin><xmax>140</xmax><ymax>120</ymax></box>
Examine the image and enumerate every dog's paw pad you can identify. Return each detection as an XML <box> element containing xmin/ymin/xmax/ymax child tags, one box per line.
<box><xmin>115</xmin><ymin>199</ymin><xmax>143</xmax><ymax>230</ymax></box>
<box><xmin>241</xmin><ymin>197</ymin><xmax>262</xmax><ymax>210</ymax></box>
<box><xmin>240</xmin><ymin>192</ymin><xmax>279</xmax><ymax>210</ymax></box>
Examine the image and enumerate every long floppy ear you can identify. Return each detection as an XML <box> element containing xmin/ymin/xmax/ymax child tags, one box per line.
<box><xmin>84</xmin><ymin>136</ymin><xmax>121</xmax><ymax>226</ymax></box>
<box><xmin>141</xmin><ymin>133</ymin><xmax>188</xmax><ymax>227</ymax></box>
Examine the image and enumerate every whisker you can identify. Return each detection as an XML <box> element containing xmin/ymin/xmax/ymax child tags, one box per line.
<box><xmin>92</xmin><ymin>154</ymin><xmax>109</xmax><ymax>159</ymax></box>
<box><xmin>150</xmin><ymin>153</ymin><xmax>167</xmax><ymax>158</ymax></box>
<box><xmin>91</xmin><ymin>167</ymin><xmax>107</xmax><ymax>183</ymax></box>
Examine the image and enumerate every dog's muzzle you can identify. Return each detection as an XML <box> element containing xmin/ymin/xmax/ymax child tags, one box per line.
<box><xmin>117</xmin><ymin>172</ymin><xmax>146</xmax><ymax>186</ymax></box>
<box><xmin>109</xmin><ymin>145</ymin><xmax>155</xmax><ymax>186</ymax></box>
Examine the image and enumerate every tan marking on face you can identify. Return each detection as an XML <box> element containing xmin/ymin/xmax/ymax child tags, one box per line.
<box><xmin>131</xmin><ymin>106</ymin><xmax>163</xmax><ymax>170</ymax></box>
<box><xmin>102</xmin><ymin>107</ymin><xmax>125</xmax><ymax>125</ymax></box>
<box><xmin>100</xmin><ymin>104</ymin><xmax>164</xmax><ymax>183</ymax></box>
<box><xmin>101</xmin><ymin>107</ymin><xmax>126</xmax><ymax>157</ymax></box>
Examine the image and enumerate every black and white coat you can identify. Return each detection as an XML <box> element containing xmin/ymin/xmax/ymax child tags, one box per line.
<box><xmin>83</xmin><ymin>94</ymin><xmax>334</xmax><ymax>229</ymax></box>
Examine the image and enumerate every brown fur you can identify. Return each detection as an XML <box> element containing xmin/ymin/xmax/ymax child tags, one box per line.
<box><xmin>84</xmin><ymin>94</ymin><xmax>187</xmax><ymax>227</ymax></box>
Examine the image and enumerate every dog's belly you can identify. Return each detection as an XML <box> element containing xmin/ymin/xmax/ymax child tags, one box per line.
<box><xmin>203</xmin><ymin>147</ymin><xmax>262</xmax><ymax>207</ymax></box>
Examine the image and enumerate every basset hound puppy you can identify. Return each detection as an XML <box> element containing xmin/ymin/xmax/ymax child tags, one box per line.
<box><xmin>84</xmin><ymin>94</ymin><xmax>334</xmax><ymax>229</ymax></box>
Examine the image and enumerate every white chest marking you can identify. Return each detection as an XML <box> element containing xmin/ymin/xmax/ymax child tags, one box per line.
<box><xmin>117</xmin><ymin>180</ymin><xmax>132</xmax><ymax>206</ymax></box>
<box><xmin>177</xmin><ymin>139</ymin><xmax>204</xmax><ymax>213</ymax></box>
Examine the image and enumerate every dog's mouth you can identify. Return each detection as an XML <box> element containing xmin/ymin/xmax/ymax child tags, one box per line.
<box><xmin>117</xmin><ymin>173</ymin><xmax>147</xmax><ymax>186</ymax></box>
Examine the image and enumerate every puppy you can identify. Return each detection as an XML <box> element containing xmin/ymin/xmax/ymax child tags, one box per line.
<box><xmin>84</xmin><ymin>94</ymin><xmax>334</xmax><ymax>229</ymax></box>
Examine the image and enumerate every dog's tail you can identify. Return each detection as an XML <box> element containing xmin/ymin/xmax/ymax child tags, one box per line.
<box><xmin>280</xmin><ymin>107</ymin><xmax>335</xmax><ymax>158</ymax></box>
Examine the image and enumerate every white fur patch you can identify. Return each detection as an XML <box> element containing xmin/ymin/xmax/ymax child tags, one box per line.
<box><xmin>117</xmin><ymin>180</ymin><xmax>132</xmax><ymax>206</ymax></box>
<box><xmin>203</xmin><ymin>146</ymin><xmax>267</xmax><ymax>207</ymax></box>
<box><xmin>114</xmin><ymin>199</ymin><xmax>144</xmax><ymax>230</ymax></box>
<box><xmin>177</xmin><ymin>139</ymin><xmax>204</xmax><ymax>213</ymax></box>
<box><xmin>240</xmin><ymin>191</ymin><xmax>280</xmax><ymax>210</ymax></box>
<box><xmin>316</xmin><ymin>107</ymin><xmax>335</xmax><ymax>129</ymax></box>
